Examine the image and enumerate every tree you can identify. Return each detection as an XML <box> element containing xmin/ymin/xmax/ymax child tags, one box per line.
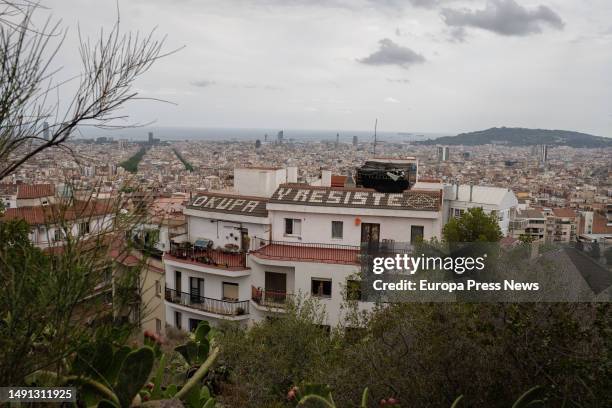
<box><xmin>443</xmin><ymin>207</ymin><xmax>503</xmax><ymax>243</ymax></box>
<box><xmin>0</xmin><ymin>1</ymin><xmax>169</xmax><ymax>386</ymax></box>
<box><xmin>0</xmin><ymin>1</ymin><xmax>170</xmax><ymax>180</ymax></box>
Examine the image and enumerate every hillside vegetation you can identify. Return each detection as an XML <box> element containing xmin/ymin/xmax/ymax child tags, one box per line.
<box><xmin>418</xmin><ymin>127</ymin><xmax>612</xmax><ymax>148</ymax></box>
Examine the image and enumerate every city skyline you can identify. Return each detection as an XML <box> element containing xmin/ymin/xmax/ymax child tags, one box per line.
<box><xmin>41</xmin><ymin>0</ymin><xmax>612</xmax><ymax>136</ymax></box>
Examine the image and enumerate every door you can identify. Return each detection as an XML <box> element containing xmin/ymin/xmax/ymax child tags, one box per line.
<box><xmin>265</xmin><ymin>272</ymin><xmax>287</xmax><ymax>303</ymax></box>
<box><xmin>175</xmin><ymin>271</ymin><xmax>182</xmax><ymax>293</ymax></box>
<box><xmin>240</xmin><ymin>228</ymin><xmax>249</xmax><ymax>251</ymax></box>
<box><xmin>410</xmin><ymin>226</ymin><xmax>424</xmax><ymax>244</ymax></box>
<box><xmin>361</xmin><ymin>223</ymin><xmax>380</xmax><ymax>249</ymax></box>
<box><xmin>190</xmin><ymin>277</ymin><xmax>204</xmax><ymax>303</ymax></box>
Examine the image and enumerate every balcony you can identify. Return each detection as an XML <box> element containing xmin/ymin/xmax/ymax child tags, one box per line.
<box><xmin>251</xmin><ymin>285</ymin><xmax>293</xmax><ymax>309</ymax></box>
<box><xmin>167</xmin><ymin>242</ymin><xmax>248</xmax><ymax>270</ymax></box>
<box><xmin>251</xmin><ymin>239</ymin><xmax>360</xmax><ymax>265</ymax></box>
<box><xmin>165</xmin><ymin>287</ymin><xmax>249</xmax><ymax>317</ymax></box>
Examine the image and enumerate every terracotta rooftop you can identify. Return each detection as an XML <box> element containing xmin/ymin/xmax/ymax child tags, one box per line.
<box><xmin>552</xmin><ymin>208</ymin><xmax>577</xmax><ymax>218</ymax></box>
<box><xmin>1</xmin><ymin>200</ymin><xmax>114</xmax><ymax>225</ymax></box>
<box><xmin>16</xmin><ymin>184</ymin><xmax>55</xmax><ymax>199</ymax></box>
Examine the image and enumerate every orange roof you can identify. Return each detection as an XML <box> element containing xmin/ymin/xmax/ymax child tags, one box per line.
<box><xmin>552</xmin><ymin>208</ymin><xmax>576</xmax><ymax>218</ymax></box>
<box><xmin>17</xmin><ymin>184</ymin><xmax>55</xmax><ymax>199</ymax></box>
<box><xmin>1</xmin><ymin>200</ymin><xmax>114</xmax><ymax>225</ymax></box>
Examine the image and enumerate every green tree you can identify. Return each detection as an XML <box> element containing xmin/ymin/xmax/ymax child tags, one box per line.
<box><xmin>443</xmin><ymin>207</ymin><xmax>503</xmax><ymax>243</ymax></box>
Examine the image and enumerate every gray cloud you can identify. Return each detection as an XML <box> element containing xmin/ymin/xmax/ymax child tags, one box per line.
<box><xmin>441</xmin><ymin>0</ymin><xmax>564</xmax><ymax>37</ymax></box>
<box><xmin>358</xmin><ymin>38</ymin><xmax>425</xmax><ymax>69</ymax></box>
<box><xmin>191</xmin><ymin>80</ymin><xmax>216</xmax><ymax>87</ymax></box>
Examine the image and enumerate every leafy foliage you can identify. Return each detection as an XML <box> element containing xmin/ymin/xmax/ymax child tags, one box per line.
<box><xmin>119</xmin><ymin>148</ymin><xmax>148</xmax><ymax>173</ymax></box>
<box><xmin>217</xmin><ymin>302</ymin><xmax>612</xmax><ymax>407</ymax></box>
<box><xmin>443</xmin><ymin>207</ymin><xmax>503</xmax><ymax>243</ymax></box>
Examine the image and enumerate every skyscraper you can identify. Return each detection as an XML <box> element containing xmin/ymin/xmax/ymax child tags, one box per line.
<box><xmin>538</xmin><ymin>145</ymin><xmax>548</xmax><ymax>164</ymax></box>
<box><xmin>352</xmin><ymin>135</ymin><xmax>358</xmax><ymax>146</ymax></box>
<box><xmin>437</xmin><ymin>146</ymin><xmax>449</xmax><ymax>162</ymax></box>
<box><xmin>42</xmin><ymin>122</ymin><xmax>49</xmax><ymax>141</ymax></box>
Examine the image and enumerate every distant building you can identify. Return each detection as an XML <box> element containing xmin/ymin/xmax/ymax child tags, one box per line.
<box><xmin>352</xmin><ymin>135</ymin><xmax>358</xmax><ymax>146</ymax></box>
<box><xmin>148</xmin><ymin>132</ymin><xmax>160</xmax><ymax>145</ymax></box>
<box><xmin>437</xmin><ymin>146</ymin><xmax>449</xmax><ymax>162</ymax></box>
<box><xmin>277</xmin><ymin>130</ymin><xmax>284</xmax><ymax>144</ymax></box>
<box><xmin>509</xmin><ymin>209</ymin><xmax>547</xmax><ymax>242</ymax></box>
<box><xmin>538</xmin><ymin>145</ymin><xmax>548</xmax><ymax>164</ymax></box>
<box><xmin>43</xmin><ymin>122</ymin><xmax>50</xmax><ymax>141</ymax></box>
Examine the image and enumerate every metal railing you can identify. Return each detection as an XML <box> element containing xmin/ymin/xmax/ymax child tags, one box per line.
<box><xmin>168</xmin><ymin>242</ymin><xmax>247</xmax><ymax>268</ymax></box>
<box><xmin>251</xmin><ymin>238</ymin><xmax>360</xmax><ymax>264</ymax></box>
<box><xmin>251</xmin><ymin>285</ymin><xmax>293</xmax><ymax>308</ymax></box>
<box><xmin>165</xmin><ymin>287</ymin><xmax>249</xmax><ymax>316</ymax></box>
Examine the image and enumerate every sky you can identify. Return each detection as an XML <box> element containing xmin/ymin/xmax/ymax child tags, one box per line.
<box><xmin>40</xmin><ymin>0</ymin><xmax>612</xmax><ymax>135</ymax></box>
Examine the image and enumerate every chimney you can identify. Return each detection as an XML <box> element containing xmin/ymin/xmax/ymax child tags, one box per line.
<box><xmin>469</xmin><ymin>182</ymin><xmax>474</xmax><ymax>202</ymax></box>
<box><xmin>287</xmin><ymin>166</ymin><xmax>298</xmax><ymax>183</ymax></box>
<box><xmin>321</xmin><ymin>170</ymin><xmax>332</xmax><ymax>187</ymax></box>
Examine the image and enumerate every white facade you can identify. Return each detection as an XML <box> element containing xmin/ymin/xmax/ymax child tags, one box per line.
<box><xmin>164</xmin><ymin>182</ymin><xmax>444</xmax><ymax>329</ymax></box>
<box><xmin>233</xmin><ymin>167</ymin><xmax>287</xmax><ymax>197</ymax></box>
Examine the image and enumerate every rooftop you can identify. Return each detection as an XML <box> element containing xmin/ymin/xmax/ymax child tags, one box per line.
<box><xmin>17</xmin><ymin>184</ymin><xmax>55</xmax><ymax>199</ymax></box>
<box><xmin>1</xmin><ymin>200</ymin><xmax>114</xmax><ymax>225</ymax></box>
<box><xmin>187</xmin><ymin>191</ymin><xmax>268</xmax><ymax>217</ymax></box>
<box><xmin>269</xmin><ymin>184</ymin><xmax>442</xmax><ymax>211</ymax></box>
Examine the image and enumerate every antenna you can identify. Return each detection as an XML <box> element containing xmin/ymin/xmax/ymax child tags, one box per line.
<box><xmin>373</xmin><ymin>118</ymin><xmax>378</xmax><ymax>156</ymax></box>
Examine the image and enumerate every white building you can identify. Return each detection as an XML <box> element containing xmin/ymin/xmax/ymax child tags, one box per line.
<box><xmin>163</xmin><ymin>165</ymin><xmax>444</xmax><ymax>330</ymax></box>
<box><xmin>162</xmin><ymin>163</ymin><xmax>519</xmax><ymax>331</ymax></box>
<box><xmin>440</xmin><ymin>183</ymin><xmax>518</xmax><ymax>236</ymax></box>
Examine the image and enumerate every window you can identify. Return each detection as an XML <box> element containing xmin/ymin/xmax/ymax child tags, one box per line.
<box><xmin>284</xmin><ymin>218</ymin><xmax>301</xmax><ymax>236</ymax></box>
<box><xmin>331</xmin><ymin>221</ymin><xmax>343</xmax><ymax>239</ymax></box>
<box><xmin>155</xmin><ymin>280</ymin><xmax>161</xmax><ymax>297</ymax></box>
<box><xmin>311</xmin><ymin>279</ymin><xmax>332</xmax><ymax>298</ymax></box>
<box><xmin>453</xmin><ymin>208</ymin><xmax>465</xmax><ymax>218</ymax></box>
<box><xmin>346</xmin><ymin>279</ymin><xmax>362</xmax><ymax>301</ymax></box>
<box><xmin>79</xmin><ymin>221</ymin><xmax>90</xmax><ymax>236</ymax></box>
<box><xmin>410</xmin><ymin>226</ymin><xmax>424</xmax><ymax>244</ymax></box>
<box><xmin>53</xmin><ymin>228</ymin><xmax>64</xmax><ymax>242</ymax></box>
<box><xmin>175</xmin><ymin>311</ymin><xmax>182</xmax><ymax>330</ymax></box>
<box><xmin>155</xmin><ymin>318</ymin><xmax>162</xmax><ymax>334</ymax></box>
<box><xmin>223</xmin><ymin>282</ymin><xmax>239</xmax><ymax>301</ymax></box>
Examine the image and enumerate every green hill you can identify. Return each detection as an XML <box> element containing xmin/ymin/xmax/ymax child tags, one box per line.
<box><xmin>417</xmin><ymin>127</ymin><xmax>612</xmax><ymax>148</ymax></box>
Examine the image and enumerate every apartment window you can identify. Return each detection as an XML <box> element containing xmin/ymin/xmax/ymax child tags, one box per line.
<box><xmin>223</xmin><ymin>282</ymin><xmax>239</xmax><ymax>301</ymax></box>
<box><xmin>331</xmin><ymin>221</ymin><xmax>343</xmax><ymax>239</ymax></box>
<box><xmin>155</xmin><ymin>280</ymin><xmax>161</xmax><ymax>297</ymax></box>
<box><xmin>79</xmin><ymin>221</ymin><xmax>90</xmax><ymax>236</ymax></box>
<box><xmin>155</xmin><ymin>318</ymin><xmax>162</xmax><ymax>335</ymax></box>
<box><xmin>175</xmin><ymin>311</ymin><xmax>182</xmax><ymax>330</ymax></box>
<box><xmin>311</xmin><ymin>278</ymin><xmax>332</xmax><ymax>298</ymax></box>
<box><xmin>453</xmin><ymin>208</ymin><xmax>465</xmax><ymax>218</ymax></box>
<box><xmin>284</xmin><ymin>218</ymin><xmax>302</xmax><ymax>236</ymax></box>
<box><xmin>346</xmin><ymin>279</ymin><xmax>362</xmax><ymax>301</ymax></box>
<box><xmin>53</xmin><ymin>228</ymin><xmax>64</xmax><ymax>242</ymax></box>
<box><xmin>410</xmin><ymin>226</ymin><xmax>424</xmax><ymax>244</ymax></box>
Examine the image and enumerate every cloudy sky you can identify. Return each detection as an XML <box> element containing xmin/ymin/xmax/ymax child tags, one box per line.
<box><xmin>42</xmin><ymin>0</ymin><xmax>612</xmax><ymax>135</ymax></box>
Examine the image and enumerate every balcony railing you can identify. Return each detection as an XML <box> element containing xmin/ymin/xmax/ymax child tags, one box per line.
<box><xmin>168</xmin><ymin>242</ymin><xmax>247</xmax><ymax>269</ymax></box>
<box><xmin>251</xmin><ymin>238</ymin><xmax>360</xmax><ymax>264</ymax></box>
<box><xmin>165</xmin><ymin>287</ymin><xmax>249</xmax><ymax>316</ymax></box>
<box><xmin>251</xmin><ymin>285</ymin><xmax>293</xmax><ymax>309</ymax></box>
